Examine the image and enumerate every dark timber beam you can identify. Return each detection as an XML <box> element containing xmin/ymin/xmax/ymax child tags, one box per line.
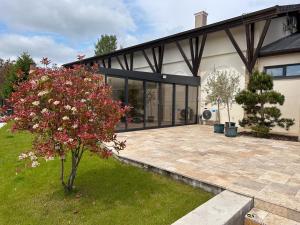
<box><xmin>250</xmin><ymin>19</ymin><xmax>271</xmax><ymax>71</ymax></box>
<box><xmin>142</xmin><ymin>49</ymin><xmax>155</xmax><ymax>73</ymax></box>
<box><xmin>116</xmin><ymin>55</ymin><xmax>125</xmax><ymax>70</ymax></box>
<box><xmin>123</xmin><ymin>54</ymin><xmax>129</xmax><ymax>70</ymax></box>
<box><xmin>194</xmin><ymin>34</ymin><xmax>207</xmax><ymax>76</ymax></box>
<box><xmin>108</xmin><ymin>57</ymin><xmax>112</xmax><ymax>69</ymax></box>
<box><xmin>176</xmin><ymin>41</ymin><xmax>194</xmax><ymax>75</ymax></box>
<box><xmin>225</xmin><ymin>28</ymin><xmax>250</xmax><ymax>72</ymax></box>
<box><xmin>130</xmin><ymin>53</ymin><xmax>134</xmax><ymax>71</ymax></box>
<box><xmin>152</xmin><ymin>47</ymin><xmax>159</xmax><ymax>72</ymax></box>
<box><xmin>156</xmin><ymin>45</ymin><xmax>164</xmax><ymax>73</ymax></box>
<box><xmin>102</xmin><ymin>59</ymin><xmax>106</xmax><ymax>68</ymax></box>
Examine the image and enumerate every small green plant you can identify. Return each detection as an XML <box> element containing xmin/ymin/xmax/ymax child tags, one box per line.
<box><xmin>204</xmin><ymin>69</ymin><xmax>240</xmax><ymax>123</ymax></box>
<box><xmin>235</xmin><ymin>71</ymin><xmax>294</xmax><ymax>137</ymax></box>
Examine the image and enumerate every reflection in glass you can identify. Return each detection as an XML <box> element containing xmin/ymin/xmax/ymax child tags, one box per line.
<box><xmin>187</xmin><ymin>86</ymin><xmax>198</xmax><ymax>124</ymax></box>
<box><xmin>175</xmin><ymin>85</ymin><xmax>186</xmax><ymax>125</ymax></box>
<box><xmin>107</xmin><ymin>76</ymin><xmax>126</xmax><ymax>130</ymax></box>
<box><xmin>266</xmin><ymin>68</ymin><xmax>284</xmax><ymax>77</ymax></box>
<box><xmin>286</xmin><ymin>65</ymin><xmax>300</xmax><ymax>76</ymax></box>
<box><xmin>128</xmin><ymin>80</ymin><xmax>144</xmax><ymax>129</ymax></box>
<box><xmin>146</xmin><ymin>82</ymin><xmax>159</xmax><ymax>127</ymax></box>
<box><xmin>160</xmin><ymin>83</ymin><xmax>173</xmax><ymax>126</ymax></box>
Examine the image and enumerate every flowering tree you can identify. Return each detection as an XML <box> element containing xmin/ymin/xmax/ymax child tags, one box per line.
<box><xmin>1</xmin><ymin>64</ymin><xmax>129</xmax><ymax>191</ymax></box>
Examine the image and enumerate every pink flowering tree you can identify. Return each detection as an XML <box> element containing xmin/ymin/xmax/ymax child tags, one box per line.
<box><xmin>1</xmin><ymin>64</ymin><xmax>129</xmax><ymax>191</ymax></box>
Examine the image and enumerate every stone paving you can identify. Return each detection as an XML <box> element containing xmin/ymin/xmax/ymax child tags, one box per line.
<box><xmin>118</xmin><ymin>125</ymin><xmax>300</xmax><ymax>221</ymax></box>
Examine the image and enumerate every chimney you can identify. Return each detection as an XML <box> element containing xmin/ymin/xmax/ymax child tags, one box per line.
<box><xmin>194</xmin><ymin>11</ymin><xmax>208</xmax><ymax>28</ymax></box>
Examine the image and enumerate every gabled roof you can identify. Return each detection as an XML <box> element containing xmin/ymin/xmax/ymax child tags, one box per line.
<box><xmin>64</xmin><ymin>4</ymin><xmax>300</xmax><ymax>67</ymax></box>
<box><xmin>260</xmin><ymin>33</ymin><xmax>300</xmax><ymax>57</ymax></box>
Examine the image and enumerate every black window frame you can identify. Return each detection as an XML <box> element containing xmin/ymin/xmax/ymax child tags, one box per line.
<box><xmin>264</xmin><ymin>63</ymin><xmax>300</xmax><ymax>79</ymax></box>
<box><xmin>102</xmin><ymin>68</ymin><xmax>200</xmax><ymax>132</ymax></box>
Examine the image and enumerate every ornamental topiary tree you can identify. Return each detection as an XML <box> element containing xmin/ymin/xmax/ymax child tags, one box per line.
<box><xmin>235</xmin><ymin>71</ymin><xmax>294</xmax><ymax>137</ymax></box>
<box><xmin>1</xmin><ymin>64</ymin><xmax>129</xmax><ymax>191</ymax></box>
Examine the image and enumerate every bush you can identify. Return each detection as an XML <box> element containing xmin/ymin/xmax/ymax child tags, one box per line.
<box><xmin>2</xmin><ymin>64</ymin><xmax>129</xmax><ymax>191</ymax></box>
<box><xmin>235</xmin><ymin>71</ymin><xmax>294</xmax><ymax>137</ymax></box>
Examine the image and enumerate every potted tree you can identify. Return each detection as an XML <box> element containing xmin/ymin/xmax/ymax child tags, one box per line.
<box><xmin>204</xmin><ymin>70</ymin><xmax>240</xmax><ymax>135</ymax></box>
<box><xmin>204</xmin><ymin>71</ymin><xmax>225</xmax><ymax>133</ymax></box>
<box><xmin>222</xmin><ymin>71</ymin><xmax>240</xmax><ymax>137</ymax></box>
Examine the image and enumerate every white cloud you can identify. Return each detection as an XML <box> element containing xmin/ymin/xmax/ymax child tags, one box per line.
<box><xmin>0</xmin><ymin>0</ymin><xmax>136</xmax><ymax>41</ymax></box>
<box><xmin>0</xmin><ymin>34</ymin><xmax>90</xmax><ymax>65</ymax></box>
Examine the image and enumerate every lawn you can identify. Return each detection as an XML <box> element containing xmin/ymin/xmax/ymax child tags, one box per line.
<box><xmin>0</xmin><ymin>124</ymin><xmax>213</xmax><ymax>225</ymax></box>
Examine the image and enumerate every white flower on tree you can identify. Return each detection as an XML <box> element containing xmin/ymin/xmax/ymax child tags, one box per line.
<box><xmin>32</xmin><ymin>101</ymin><xmax>40</xmax><ymax>106</ymax></box>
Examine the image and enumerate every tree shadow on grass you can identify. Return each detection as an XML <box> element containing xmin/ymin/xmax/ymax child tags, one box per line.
<box><xmin>48</xmin><ymin>159</ymin><xmax>169</xmax><ymax>208</ymax></box>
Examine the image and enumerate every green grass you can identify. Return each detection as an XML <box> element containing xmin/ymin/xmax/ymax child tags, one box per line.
<box><xmin>0</xmin><ymin>124</ymin><xmax>212</xmax><ymax>225</ymax></box>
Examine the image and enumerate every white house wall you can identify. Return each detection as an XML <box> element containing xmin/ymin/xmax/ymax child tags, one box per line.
<box><xmin>106</xmin><ymin>15</ymin><xmax>297</xmax><ymax>135</ymax></box>
<box><xmin>258</xmin><ymin>53</ymin><xmax>300</xmax><ymax>136</ymax></box>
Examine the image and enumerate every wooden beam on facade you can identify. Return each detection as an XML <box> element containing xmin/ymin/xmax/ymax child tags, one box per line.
<box><xmin>123</xmin><ymin>54</ymin><xmax>130</xmax><ymax>70</ymax></box>
<box><xmin>116</xmin><ymin>55</ymin><xmax>125</xmax><ymax>70</ymax></box>
<box><xmin>250</xmin><ymin>19</ymin><xmax>271</xmax><ymax>71</ymax></box>
<box><xmin>152</xmin><ymin>47</ymin><xmax>159</xmax><ymax>72</ymax></box>
<box><xmin>142</xmin><ymin>49</ymin><xmax>155</xmax><ymax>73</ymax></box>
<box><xmin>130</xmin><ymin>53</ymin><xmax>134</xmax><ymax>71</ymax></box>
<box><xmin>108</xmin><ymin>57</ymin><xmax>111</xmax><ymax>69</ymax></box>
<box><xmin>189</xmin><ymin>38</ymin><xmax>195</xmax><ymax>68</ymax></box>
<box><xmin>194</xmin><ymin>34</ymin><xmax>207</xmax><ymax>76</ymax></box>
<box><xmin>158</xmin><ymin>45</ymin><xmax>164</xmax><ymax>73</ymax></box>
<box><xmin>175</xmin><ymin>41</ymin><xmax>194</xmax><ymax>75</ymax></box>
<box><xmin>102</xmin><ymin>59</ymin><xmax>106</xmax><ymax>68</ymax></box>
<box><xmin>225</xmin><ymin>28</ymin><xmax>251</xmax><ymax>72</ymax></box>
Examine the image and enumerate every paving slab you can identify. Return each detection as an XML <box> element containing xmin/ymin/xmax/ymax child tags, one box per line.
<box><xmin>172</xmin><ymin>190</ymin><xmax>253</xmax><ymax>225</ymax></box>
<box><xmin>118</xmin><ymin>125</ymin><xmax>300</xmax><ymax>221</ymax></box>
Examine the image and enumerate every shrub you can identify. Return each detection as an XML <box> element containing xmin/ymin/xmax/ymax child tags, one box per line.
<box><xmin>235</xmin><ymin>71</ymin><xmax>294</xmax><ymax>137</ymax></box>
<box><xmin>1</xmin><ymin>64</ymin><xmax>129</xmax><ymax>191</ymax></box>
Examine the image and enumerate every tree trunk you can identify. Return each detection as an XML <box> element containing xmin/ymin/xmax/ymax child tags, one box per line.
<box><xmin>226</xmin><ymin>101</ymin><xmax>231</xmax><ymax>122</ymax></box>
<box><xmin>217</xmin><ymin>102</ymin><xmax>221</xmax><ymax>124</ymax></box>
<box><xmin>61</xmin><ymin>147</ymin><xmax>84</xmax><ymax>192</ymax></box>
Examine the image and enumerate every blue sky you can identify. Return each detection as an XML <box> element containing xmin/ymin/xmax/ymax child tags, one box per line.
<box><xmin>0</xmin><ymin>0</ymin><xmax>298</xmax><ymax>65</ymax></box>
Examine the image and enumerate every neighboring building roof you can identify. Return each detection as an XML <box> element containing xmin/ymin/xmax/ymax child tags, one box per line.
<box><xmin>64</xmin><ymin>4</ymin><xmax>300</xmax><ymax>67</ymax></box>
<box><xmin>260</xmin><ymin>33</ymin><xmax>300</xmax><ymax>57</ymax></box>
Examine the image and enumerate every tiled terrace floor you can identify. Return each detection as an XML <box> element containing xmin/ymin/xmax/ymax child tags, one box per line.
<box><xmin>118</xmin><ymin>125</ymin><xmax>300</xmax><ymax>221</ymax></box>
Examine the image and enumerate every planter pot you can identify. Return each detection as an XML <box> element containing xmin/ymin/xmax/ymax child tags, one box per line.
<box><xmin>225</xmin><ymin>122</ymin><xmax>236</xmax><ymax>127</ymax></box>
<box><xmin>225</xmin><ymin>126</ymin><xmax>238</xmax><ymax>137</ymax></box>
<box><xmin>214</xmin><ymin>124</ymin><xmax>224</xmax><ymax>133</ymax></box>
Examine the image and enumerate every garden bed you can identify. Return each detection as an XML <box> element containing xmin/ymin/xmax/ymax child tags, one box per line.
<box><xmin>239</xmin><ymin>131</ymin><xmax>298</xmax><ymax>142</ymax></box>
<box><xmin>0</xmin><ymin>124</ymin><xmax>212</xmax><ymax>225</ymax></box>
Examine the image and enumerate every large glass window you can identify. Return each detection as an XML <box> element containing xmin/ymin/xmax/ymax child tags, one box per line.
<box><xmin>187</xmin><ymin>86</ymin><xmax>198</xmax><ymax>124</ymax></box>
<box><xmin>146</xmin><ymin>82</ymin><xmax>159</xmax><ymax>127</ymax></box>
<box><xmin>175</xmin><ymin>85</ymin><xmax>186</xmax><ymax>125</ymax></box>
<box><xmin>265</xmin><ymin>64</ymin><xmax>300</xmax><ymax>78</ymax></box>
<box><xmin>160</xmin><ymin>83</ymin><xmax>173</xmax><ymax>126</ymax></box>
<box><xmin>107</xmin><ymin>76</ymin><xmax>126</xmax><ymax>130</ymax></box>
<box><xmin>286</xmin><ymin>64</ymin><xmax>300</xmax><ymax>76</ymax></box>
<box><xmin>128</xmin><ymin>80</ymin><xmax>144</xmax><ymax>129</ymax></box>
<box><xmin>265</xmin><ymin>67</ymin><xmax>284</xmax><ymax>77</ymax></box>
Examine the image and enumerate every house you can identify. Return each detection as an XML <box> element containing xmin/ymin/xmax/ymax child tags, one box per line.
<box><xmin>64</xmin><ymin>4</ymin><xmax>300</xmax><ymax>135</ymax></box>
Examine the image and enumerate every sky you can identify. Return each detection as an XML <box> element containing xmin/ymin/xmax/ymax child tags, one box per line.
<box><xmin>0</xmin><ymin>0</ymin><xmax>298</xmax><ymax>65</ymax></box>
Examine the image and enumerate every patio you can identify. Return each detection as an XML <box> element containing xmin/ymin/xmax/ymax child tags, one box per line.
<box><xmin>118</xmin><ymin>125</ymin><xmax>300</xmax><ymax>222</ymax></box>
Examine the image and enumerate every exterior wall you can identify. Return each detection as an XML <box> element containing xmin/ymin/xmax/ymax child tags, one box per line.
<box><xmin>108</xmin><ymin>15</ymin><xmax>297</xmax><ymax>134</ymax></box>
<box><xmin>258</xmin><ymin>53</ymin><xmax>300</xmax><ymax>136</ymax></box>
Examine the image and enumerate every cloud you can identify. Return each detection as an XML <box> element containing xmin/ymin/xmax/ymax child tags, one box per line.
<box><xmin>0</xmin><ymin>0</ymin><xmax>136</xmax><ymax>41</ymax></box>
<box><xmin>0</xmin><ymin>34</ymin><xmax>90</xmax><ymax>65</ymax></box>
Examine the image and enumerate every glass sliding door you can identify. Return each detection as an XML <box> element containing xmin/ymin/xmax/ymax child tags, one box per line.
<box><xmin>175</xmin><ymin>85</ymin><xmax>186</xmax><ymax>125</ymax></box>
<box><xmin>128</xmin><ymin>79</ymin><xmax>144</xmax><ymax>129</ymax></box>
<box><xmin>146</xmin><ymin>82</ymin><xmax>159</xmax><ymax>128</ymax></box>
<box><xmin>160</xmin><ymin>83</ymin><xmax>173</xmax><ymax>126</ymax></box>
<box><xmin>107</xmin><ymin>76</ymin><xmax>126</xmax><ymax>130</ymax></box>
<box><xmin>187</xmin><ymin>86</ymin><xmax>198</xmax><ymax>124</ymax></box>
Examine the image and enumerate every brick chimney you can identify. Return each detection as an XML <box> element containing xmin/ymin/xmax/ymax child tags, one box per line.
<box><xmin>194</xmin><ymin>11</ymin><xmax>208</xmax><ymax>28</ymax></box>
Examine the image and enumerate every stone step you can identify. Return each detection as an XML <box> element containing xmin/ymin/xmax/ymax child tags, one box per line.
<box><xmin>172</xmin><ymin>190</ymin><xmax>253</xmax><ymax>225</ymax></box>
<box><xmin>245</xmin><ymin>208</ymin><xmax>300</xmax><ymax>225</ymax></box>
